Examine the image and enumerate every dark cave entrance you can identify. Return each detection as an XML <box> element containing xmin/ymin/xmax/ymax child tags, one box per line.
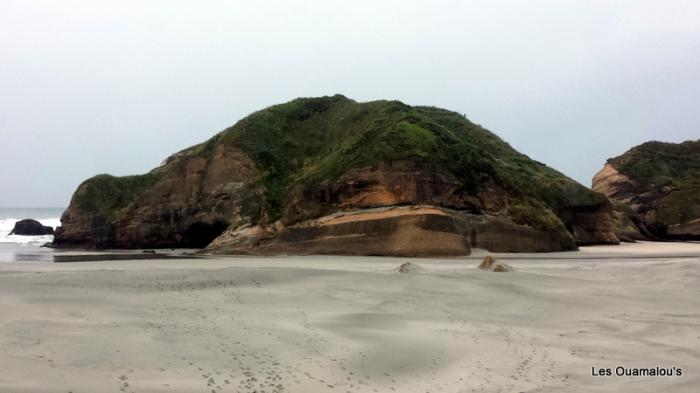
<box><xmin>182</xmin><ymin>221</ymin><xmax>229</xmax><ymax>248</ymax></box>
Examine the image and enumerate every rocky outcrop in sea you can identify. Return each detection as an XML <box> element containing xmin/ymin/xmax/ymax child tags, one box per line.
<box><xmin>10</xmin><ymin>219</ymin><xmax>54</xmax><ymax>236</ymax></box>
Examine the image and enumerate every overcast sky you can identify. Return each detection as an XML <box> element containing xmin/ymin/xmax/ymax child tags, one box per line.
<box><xmin>1</xmin><ymin>0</ymin><xmax>699</xmax><ymax>207</ymax></box>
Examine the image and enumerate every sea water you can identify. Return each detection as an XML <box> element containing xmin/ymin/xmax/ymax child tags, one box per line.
<box><xmin>0</xmin><ymin>207</ymin><xmax>64</xmax><ymax>262</ymax></box>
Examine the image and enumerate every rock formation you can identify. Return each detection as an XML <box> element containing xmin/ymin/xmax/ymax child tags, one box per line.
<box><xmin>10</xmin><ymin>219</ymin><xmax>54</xmax><ymax>236</ymax></box>
<box><xmin>395</xmin><ymin>262</ymin><xmax>426</xmax><ymax>274</ymax></box>
<box><xmin>478</xmin><ymin>255</ymin><xmax>512</xmax><ymax>272</ymax></box>
<box><xmin>593</xmin><ymin>140</ymin><xmax>700</xmax><ymax>240</ymax></box>
<box><xmin>55</xmin><ymin>95</ymin><xmax>618</xmax><ymax>255</ymax></box>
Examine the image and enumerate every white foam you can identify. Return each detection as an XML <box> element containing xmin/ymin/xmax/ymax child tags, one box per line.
<box><xmin>0</xmin><ymin>218</ymin><xmax>60</xmax><ymax>245</ymax></box>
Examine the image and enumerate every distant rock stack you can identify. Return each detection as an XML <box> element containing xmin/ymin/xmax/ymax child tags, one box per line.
<box><xmin>9</xmin><ymin>219</ymin><xmax>54</xmax><ymax>236</ymax></box>
<box><xmin>593</xmin><ymin>140</ymin><xmax>700</xmax><ymax>241</ymax></box>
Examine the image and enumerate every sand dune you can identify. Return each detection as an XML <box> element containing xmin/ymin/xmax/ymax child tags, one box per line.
<box><xmin>0</xmin><ymin>242</ymin><xmax>699</xmax><ymax>392</ymax></box>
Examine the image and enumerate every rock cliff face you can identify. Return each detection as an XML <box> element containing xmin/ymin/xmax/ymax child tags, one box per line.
<box><xmin>55</xmin><ymin>95</ymin><xmax>618</xmax><ymax>255</ymax></box>
<box><xmin>56</xmin><ymin>144</ymin><xmax>264</xmax><ymax>249</ymax></box>
<box><xmin>593</xmin><ymin>140</ymin><xmax>700</xmax><ymax>240</ymax></box>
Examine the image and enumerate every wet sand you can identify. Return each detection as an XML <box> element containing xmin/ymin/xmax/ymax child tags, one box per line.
<box><xmin>0</xmin><ymin>242</ymin><xmax>699</xmax><ymax>392</ymax></box>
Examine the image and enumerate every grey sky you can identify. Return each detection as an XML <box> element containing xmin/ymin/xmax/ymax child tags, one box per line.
<box><xmin>1</xmin><ymin>0</ymin><xmax>699</xmax><ymax>207</ymax></box>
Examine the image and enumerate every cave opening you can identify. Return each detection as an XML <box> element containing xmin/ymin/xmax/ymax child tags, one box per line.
<box><xmin>182</xmin><ymin>221</ymin><xmax>229</xmax><ymax>248</ymax></box>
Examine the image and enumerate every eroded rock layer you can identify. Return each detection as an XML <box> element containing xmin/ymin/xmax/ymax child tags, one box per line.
<box><xmin>207</xmin><ymin>207</ymin><xmax>470</xmax><ymax>256</ymax></box>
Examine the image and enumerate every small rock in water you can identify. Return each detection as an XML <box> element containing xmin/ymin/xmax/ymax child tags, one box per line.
<box><xmin>9</xmin><ymin>219</ymin><xmax>54</xmax><ymax>236</ymax></box>
<box><xmin>478</xmin><ymin>255</ymin><xmax>496</xmax><ymax>270</ymax></box>
<box><xmin>478</xmin><ymin>255</ymin><xmax>512</xmax><ymax>272</ymax></box>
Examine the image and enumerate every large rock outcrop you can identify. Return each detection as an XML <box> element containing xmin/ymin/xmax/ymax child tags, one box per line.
<box><xmin>55</xmin><ymin>95</ymin><xmax>618</xmax><ymax>255</ymax></box>
<box><xmin>593</xmin><ymin>140</ymin><xmax>700</xmax><ymax>240</ymax></box>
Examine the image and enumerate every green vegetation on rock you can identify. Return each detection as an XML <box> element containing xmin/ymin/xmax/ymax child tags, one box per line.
<box><xmin>70</xmin><ymin>95</ymin><xmax>610</xmax><ymax>236</ymax></box>
<box><xmin>609</xmin><ymin>140</ymin><xmax>700</xmax><ymax>188</ymax></box>
<box><xmin>508</xmin><ymin>199</ymin><xmax>568</xmax><ymax>233</ymax></box>
<box><xmin>609</xmin><ymin>140</ymin><xmax>700</xmax><ymax>226</ymax></box>
<box><xmin>656</xmin><ymin>184</ymin><xmax>700</xmax><ymax>225</ymax></box>
<box><xmin>206</xmin><ymin>95</ymin><xmax>607</xmax><ymax>228</ymax></box>
<box><xmin>74</xmin><ymin>173</ymin><xmax>160</xmax><ymax>221</ymax></box>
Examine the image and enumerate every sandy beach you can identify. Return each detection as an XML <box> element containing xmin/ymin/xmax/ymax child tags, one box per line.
<box><xmin>1</xmin><ymin>242</ymin><xmax>699</xmax><ymax>393</ymax></box>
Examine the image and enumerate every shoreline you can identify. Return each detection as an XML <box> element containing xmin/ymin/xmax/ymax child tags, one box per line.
<box><xmin>2</xmin><ymin>240</ymin><xmax>700</xmax><ymax>264</ymax></box>
<box><xmin>0</xmin><ymin>242</ymin><xmax>699</xmax><ymax>392</ymax></box>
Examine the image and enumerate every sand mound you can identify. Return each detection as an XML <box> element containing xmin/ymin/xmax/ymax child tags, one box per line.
<box><xmin>395</xmin><ymin>262</ymin><xmax>426</xmax><ymax>274</ymax></box>
<box><xmin>478</xmin><ymin>256</ymin><xmax>512</xmax><ymax>272</ymax></box>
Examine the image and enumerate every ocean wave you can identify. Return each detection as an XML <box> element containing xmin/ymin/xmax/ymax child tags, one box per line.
<box><xmin>0</xmin><ymin>218</ymin><xmax>61</xmax><ymax>245</ymax></box>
